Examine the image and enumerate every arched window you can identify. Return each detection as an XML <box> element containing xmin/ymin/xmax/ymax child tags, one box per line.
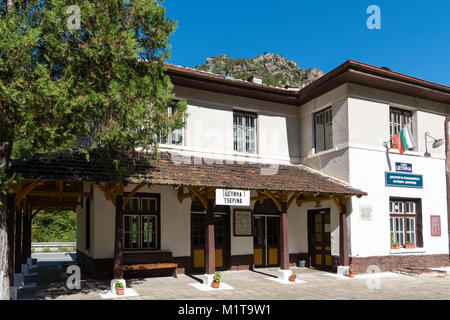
<box><xmin>254</xmin><ymin>198</ymin><xmax>280</xmax><ymax>215</ymax></box>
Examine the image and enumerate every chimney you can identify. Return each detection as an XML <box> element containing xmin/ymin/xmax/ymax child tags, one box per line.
<box><xmin>248</xmin><ymin>75</ymin><xmax>263</xmax><ymax>85</ymax></box>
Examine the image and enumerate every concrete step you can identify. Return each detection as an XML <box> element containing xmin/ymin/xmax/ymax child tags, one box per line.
<box><xmin>10</xmin><ymin>286</ymin><xmax>36</xmax><ymax>300</ymax></box>
<box><xmin>23</xmin><ymin>272</ymin><xmax>39</xmax><ymax>284</ymax></box>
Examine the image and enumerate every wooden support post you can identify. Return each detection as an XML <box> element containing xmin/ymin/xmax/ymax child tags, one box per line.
<box><xmin>113</xmin><ymin>196</ymin><xmax>124</xmax><ymax>279</ymax></box>
<box><xmin>25</xmin><ymin>207</ymin><xmax>32</xmax><ymax>260</ymax></box>
<box><xmin>14</xmin><ymin>208</ymin><xmax>22</xmax><ymax>273</ymax></box>
<box><xmin>7</xmin><ymin>194</ymin><xmax>15</xmax><ymax>285</ymax></box>
<box><xmin>205</xmin><ymin>198</ymin><xmax>215</xmax><ymax>275</ymax></box>
<box><xmin>339</xmin><ymin>204</ymin><xmax>349</xmax><ymax>266</ymax></box>
<box><xmin>22</xmin><ymin>206</ymin><xmax>29</xmax><ymax>263</ymax></box>
<box><xmin>280</xmin><ymin>202</ymin><xmax>290</xmax><ymax>270</ymax></box>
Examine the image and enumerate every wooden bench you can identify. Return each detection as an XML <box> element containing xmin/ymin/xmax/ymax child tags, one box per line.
<box><xmin>123</xmin><ymin>263</ymin><xmax>178</xmax><ymax>278</ymax></box>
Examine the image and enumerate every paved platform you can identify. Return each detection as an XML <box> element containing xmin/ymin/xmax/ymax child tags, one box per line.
<box><xmin>32</xmin><ymin>266</ymin><xmax>450</xmax><ymax>300</ymax></box>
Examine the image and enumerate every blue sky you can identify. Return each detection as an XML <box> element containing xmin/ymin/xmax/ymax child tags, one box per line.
<box><xmin>164</xmin><ymin>0</ymin><xmax>450</xmax><ymax>86</ymax></box>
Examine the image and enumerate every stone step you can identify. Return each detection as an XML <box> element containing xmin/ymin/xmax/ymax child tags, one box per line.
<box><xmin>23</xmin><ymin>272</ymin><xmax>39</xmax><ymax>284</ymax></box>
<box><xmin>10</xmin><ymin>282</ymin><xmax>38</xmax><ymax>300</ymax></box>
<box><xmin>391</xmin><ymin>267</ymin><xmax>448</xmax><ymax>277</ymax></box>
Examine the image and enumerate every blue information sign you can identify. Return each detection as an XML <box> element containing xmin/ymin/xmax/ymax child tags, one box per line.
<box><xmin>395</xmin><ymin>162</ymin><xmax>413</xmax><ymax>173</ymax></box>
<box><xmin>385</xmin><ymin>172</ymin><xmax>423</xmax><ymax>188</ymax></box>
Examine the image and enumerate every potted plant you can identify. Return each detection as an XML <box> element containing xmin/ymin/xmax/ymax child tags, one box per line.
<box><xmin>405</xmin><ymin>242</ymin><xmax>416</xmax><ymax>249</ymax></box>
<box><xmin>289</xmin><ymin>271</ymin><xmax>297</xmax><ymax>282</ymax></box>
<box><xmin>115</xmin><ymin>281</ymin><xmax>125</xmax><ymax>296</ymax></box>
<box><xmin>212</xmin><ymin>271</ymin><xmax>221</xmax><ymax>289</ymax></box>
<box><xmin>391</xmin><ymin>241</ymin><xmax>400</xmax><ymax>249</ymax></box>
<box><xmin>348</xmin><ymin>264</ymin><xmax>355</xmax><ymax>278</ymax></box>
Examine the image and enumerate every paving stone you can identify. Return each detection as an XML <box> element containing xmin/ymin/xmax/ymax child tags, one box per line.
<box><xmin>30</xmin><ymin>267</ymin><xmax>450</xmax><ymax>300</ymax></box>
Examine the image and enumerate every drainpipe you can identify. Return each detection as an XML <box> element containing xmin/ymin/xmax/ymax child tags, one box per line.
<box><xmin>446</xmin><ymin>117</ymin><xmax>450</xmax><ymax>259</ymax></box>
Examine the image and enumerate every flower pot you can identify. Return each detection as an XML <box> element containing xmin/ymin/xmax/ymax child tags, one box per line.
<box><xmin>406</xmin><ymin>244</ymin><xmax>416</xmax><ymax>249</ymax></box>
<box><xmin>349</xmin><ymin>273</ymin><xmax>355</xmax><ymax>278</ymax></box>
<box><xmin>116</xmin><ymin>287</ymin><xmax>125</xmax><ymax>296</ymax></box>
<box><xmin>391</xmin><ymin>245</ymin><xmax>400</xmax><ymax>249</ymax></box>
<box><xmin>289</xmin><ymin>276</ymin><xmax>296</xmax><ymax>282</ymax></box>
<box><xmin>212</xmin><ymin>281</ymin><xmax>220</xmax><ymax>289</ymax></box>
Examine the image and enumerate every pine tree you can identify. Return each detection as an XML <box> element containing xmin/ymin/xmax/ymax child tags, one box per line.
<box><xmin>0</xmin><ymin>0</ymin><xmax>185</xmax><ymax>299</ymax></box>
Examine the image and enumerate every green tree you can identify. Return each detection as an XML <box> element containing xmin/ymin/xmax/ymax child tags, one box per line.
<box><xmin>0</xmin><ymin>0</ymin><xmax>185</xmax><ymax>299</ymax></box>
<box><xmin>32</xmin><ymin>211</ymin><xmax>77</xmax><ymax>243</ymax></box>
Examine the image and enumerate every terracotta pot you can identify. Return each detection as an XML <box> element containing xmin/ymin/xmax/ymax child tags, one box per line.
<box><xmin>212</xmin><ymin>281</ymin><xmax>220</xmax><ymax>289</ymax></box>
<box><xmin>391</xmin><ymin>245</ymin><xmax>400</xmax><ymax>249</ymax></box>
<box><xmin>116</xmin><ymin>287</ymin><xmax>125</xmax><ymax>296</ymax></box>
<box><xmin>289</xmin><ymin>276</ymin><xmax>296</xmax><ymax>282</ymax></box>
<box><xmin>406</xmin><ymin>244</ymin><xmax>416</xmax><ymax>249</ymax></box>
<box><xmin>349</xmin><ymin>273</ymin><xmax>355</xmax><ymax>278</ymax></box>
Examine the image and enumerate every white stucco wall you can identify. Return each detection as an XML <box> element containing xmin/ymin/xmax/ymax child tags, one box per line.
<box><xmin>162</xmin><ymin>86</ymin><xmax>301</xmax><ymax>164</ymax></box>
<box><xmin>349</xmin><ymin>147</ymin><xmax>448</xmax><ymax>258</ymax></box>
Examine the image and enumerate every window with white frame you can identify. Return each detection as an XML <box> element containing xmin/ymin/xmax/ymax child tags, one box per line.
<box><xmin>157</xmin><ymin>102</ymin><xmax>184</xmax><ymax>146</ymax></box>
<box><xmin>233</xmin><ymin>111</ymin><xmax>256</xmax><ymax>153</ymax></box>
<box><xmin>390</xmin><ymin>108</ymin><xmax>413</xmax><ymax>148</ymax></box>
<box><xmin>389</xmin><ymin>199</ymin><xmax>421</xmax><ymax>248</ymax></box>
<box><xmin>123</xmin><ymin>195</ymin><xmax>159</xmax><ymax>250</ymax></box>
<box><xmin>314</xmin><ymin>107</ymin><xmax>333</xmax><ymax>153</ymax></box>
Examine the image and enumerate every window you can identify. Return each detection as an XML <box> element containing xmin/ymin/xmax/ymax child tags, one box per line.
<box><xmin>157</xmin><ymin>102</ymin><xmax>184</xmax><ymax>146</ymax></box>
<box><xmin>389</xmin><ymin>199</ymin><xmax>422</xmax><ymax>248</ymax></box>
<box><xmin>123</xmin><ymin>194</ymin><xmax>159</xmax><ymax>250</ymax></box>
<box><xmin>390</xmin><ymin>108</ymin><xmax>413</xmax><ymax>147</ymax></box>
<box><xmin>233</xmin><ymin>111</ymin><xmax>256</xmax><ymax>153</ymax></box>
<box><xmin>314</xmin><ymin>108</ymin><xmax>333</xmax><ymax>153</ymax></box>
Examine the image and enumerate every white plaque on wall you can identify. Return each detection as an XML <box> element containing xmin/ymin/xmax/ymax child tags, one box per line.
<box><xmin>359</xmin><ymin>205</ymin><xmax>373</xmax><ymax>221</ymax></box>
<box><xmin>234</xmin><ymin>210</ymin><xmax>253</xmax><ymax>237</ymax></box>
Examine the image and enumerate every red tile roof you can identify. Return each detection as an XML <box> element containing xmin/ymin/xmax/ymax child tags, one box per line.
<box><xmin>10</xmin><ymin>152</ymin><xmax>366</xmax><ymax>196</ymax></box>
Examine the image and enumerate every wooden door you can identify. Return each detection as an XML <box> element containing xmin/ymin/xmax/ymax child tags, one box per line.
<box><xmin>253</xmin><ymin>216</ymin><xmax>265</xmax><ymax>267</ymax></box>
<box><xmin>266</xmin><ymin>217</ymin><xmax>280</xmax><ymax>267</ymax></box>
<box><xmin>191</xmin><ymin>214</ymin><xmax>206</xmax><ymax>270</ymax></box>
<box><xmin>191</xmin><ymin>213</ymin><xmax>230</xmax><ymax>271</ymax></box>
<box><xmin>308</xmin><ymin>209</ymin><xmax>332</xmax><ymax>269</ymax></box>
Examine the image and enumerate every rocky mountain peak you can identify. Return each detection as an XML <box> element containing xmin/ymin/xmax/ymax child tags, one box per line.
<box><xmin>195</xmin><ymin>53</ymin><xmax>324</xmax><ymax>89</ymax></box>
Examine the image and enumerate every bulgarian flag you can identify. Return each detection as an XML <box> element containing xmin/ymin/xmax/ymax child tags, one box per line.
<box><xmin>392</xmin><ymin>124</ymin><xmax>415</xmax><ymax>154</ymax></box>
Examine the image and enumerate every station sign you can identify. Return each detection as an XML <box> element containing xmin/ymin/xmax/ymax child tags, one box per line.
<box><xmin>216</xmin><ymin>189</ymin><xmax>250</xmax><ymax>206</ymax></box>
<box><xmin>395</xmin><ymin>162</ymin><xmax>413</xmax><ymax>173</ymax></box>
<box><xmin>385</xmin><ymin>172</ymin><xmax>423</xmax><ymax>189</ymax></box>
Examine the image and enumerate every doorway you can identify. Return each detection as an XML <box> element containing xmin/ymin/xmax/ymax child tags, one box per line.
<box><xmin>308</xmin><ymin>208</ymin><xmax>332</xmax><ymax>269</ymax></box>
<box><xmin>253</xmin><ymin>215</ymin><xmax>280</xmax><ymax>267</ymax></box>
<box><xmin>191</xmin><ymin>211</ymin><xmax>230</xmax><ymax>272</ymax></box>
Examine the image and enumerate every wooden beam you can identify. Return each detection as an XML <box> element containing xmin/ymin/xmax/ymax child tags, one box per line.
<box><xmin>123</xmin><ymin>184</ymin><xmax>146</xmax><ymax>208</ymax></box>
<box><xmin>31</xmin><ymin>208</ymin><xmax>44</xmax><ymax>219</ymax></box>
<box><xmin>15</xmin><ymin>181</ymin><xmax>43</xmax><ymax>206</ymax></box>
<box><xmin>205</xmin><ymin>198</ymin><xmax>215</xmax><ymax>275</ymax></box>
<box><xmin>177</xmin><ymin>186</ymin><xmax>191</xmax><ymax>203</ymax></box>
<box><xmin>330</xmin><ymin>195</ymin><xmax>343</xmax><ymax>213</ymax></box>
<box><xmin>14</xmin><ymin>208</ymin><xmax>22</xmax><ymax>273</ymax></box>
<box><xmin>265</xmin><ymin>191</ymin><xmax>282</xmax><ymax>211</ymax></box>
<box><xmin>58</xmin><ymin>180</ymin><xmax>63</xmax><ymax>203</ymax></box>
<box><xmin>91</xmin><ymin>182</ymin><xmax>116</xmax><ymax>206</ymax></box>
<box><xmin>187</xmin><ymin>186</ymin><xmax>209</xmax><ymax>209</ymax></box>
<box><xmin>7</xmin><ymin>194</ymin><xmax>15</xmax><ymax>285</ymax></box>
<box><xmin>286</xmin><ymin>192</ymin><xmax>299</xmax><ymax>210</ymax></box>
<box><xmin>26</xmin><ymin>191</ymin><xmax>92</xmax><ymax>198</ymax></box>
<box><xmin>280</xmin><ymin>203</ymin><xmax>290</xmax><ymax>270</ymax></box>
<box><xmin>339</xmin><ymin>204</ymin><xmax>349</xmax><ymax>266</ymax></box>
<box><xmin>113</xmin><ymin>196</ymin><xmax>124</xmax><ymax>279</ymax></box>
